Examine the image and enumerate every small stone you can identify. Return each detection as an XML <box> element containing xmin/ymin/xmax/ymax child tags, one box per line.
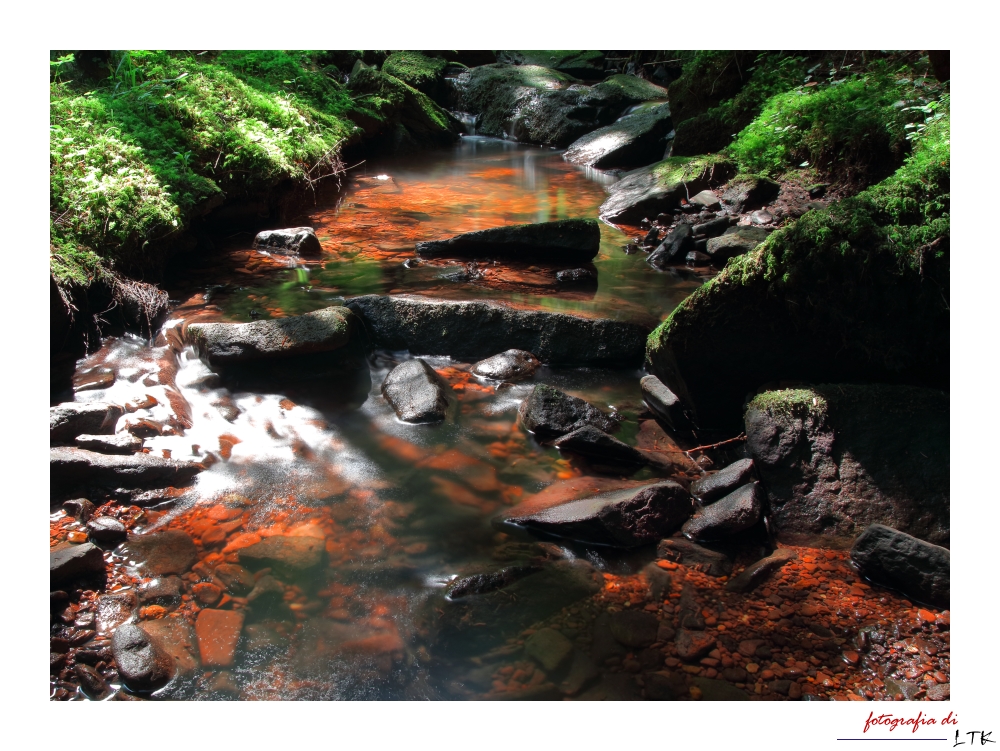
<box><xmin>75</xmin><ymin>433</ymin><xmax>144</xmax><ymax>455</ymax></box>
<box><xmin>675</xmin><ymin>629</ymin><xmax>715</xmax><ymax>661</ymax></box>
<box><xmin>96</xmin><ymin>590</ymin><xmax>137</xmax><ymax>632</ymax></box>
<box><xmin>74</xmin><ymin>664</ymin><xmax>112</xmax><ymax>700</ymax></box>
<box><xmin>111</xmin><ymin>623</ymin><xmax>175</xmax><ymax>692</ymax></box>
<box><xmin>751</xmin><ymin>210</ymin><xmax>773</xmax><ymax>224</ymax></box>
<box><xmin>238</xmin><ymin>535</ymin><xmax>324</xmax><ymax>573</ymax></box>
<box><xmin>124</xmin><ymin>530</ymin><xmax>198</xmax><ymax>576</ymax></box>
<box><xmin>212</xmin><ymin>563</ymin><xmax>255</xmax><ymax>596</ymax></box>
<box><xmin>138</xmin><ymin>577</ymin><xmax>183</xmax><ymax>608</ymax></box>
<box><xmin>62</xmin><ymin>498</ymin><xmax>95</xmax><ymax>522</ymax></box>
<box><xmin>609</xmin><ymin>610</ymin><xmax>659</xmax><ymax>648</ymax></box>
<box><xmin>471</xmin><ymin>349</ymin><xmax>540</xmax><ymax>382</ymax></box>
<box><xmin>192</xmin><ymin>582</ymin><xmax>223</xmax><ymax>606</ymax></box>
<box><xmin>746</xmin><ymin>662</ymin><xmax>760</xmax><ymax>674</ymax></box>
<box><xmin>86</xmin><ymin>516</ymin><xmax>128</xmax><ymax>544</ymax></box>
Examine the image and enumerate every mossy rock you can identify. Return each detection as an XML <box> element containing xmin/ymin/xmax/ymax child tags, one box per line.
<box><xmin>497</xmin><ymin>50</ymin><xmax>606</xmax><ymax>79</ymax></box>
<box><xmin>382</xmin><ymin>51</ymin><xmax>450</xmax><ymax>102</ymax></box>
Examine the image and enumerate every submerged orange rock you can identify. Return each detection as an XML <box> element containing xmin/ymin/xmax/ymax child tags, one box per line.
<box><xmin>196</xmin><ymin>608</ymin><xmax>244</xmax><ymax>667</ymax></box>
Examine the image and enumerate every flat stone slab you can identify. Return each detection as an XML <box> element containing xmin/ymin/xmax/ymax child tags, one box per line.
<box><xmin>50</xmin><ymin>402</ymin><xmax>124</xmax><ymax>444</ymax></box>
<box><xmin>519</xmin><ymin>384</ymin><xmax>616</xmax><ymax>438</ymax></box>
<box><xmin>552</xmin><ymin>425</ymin><xmax>646</xmax><ymax>466</ymax></box>
<box><xmin>51</xmin><ymin>542</ymin><xmax>106</xmax><ymax>586</ymax></box>
<box><xmin>524</xmin><ymin>627</ymin><xmax>574</xmax><ymax>672</ymax></box>
<box><xmin>381</xmin><ymin>359</ymin><xmax>450</xmax><ymax>423</ymax></box>
<box><xmin>75</xmin><ymin>433</ymin><xmax>144</xmax><ymax>455</ymax></box>
<box><xmin>504</xmin><ymin>480</ymin><xmax>693</xmax><ymax>547</ymax></box>
<box><xmin>345</xmin><ymin>295</ymin><xmax>649</xmax><ymax>367</ymax></box>
<box><xmin>238</xmin><ymin>535</ymin><xmax>325</xmax><ymax>573</ymax></box>
<box><xmin>471</xmin><ymin>349</ymin><xmax>540</xmax><ymax>382</ymax></box>
<box><xmin>690</xmin><ymin>458</ymin><xmax>755</xmax><ymax>504</ymax></box>
<box><xmin>656</xmin><ymin>537</ymin><xmax>733</xmax><ymax>577</ymax></box>
<box><xmin>682</xmin><ymin>482</ymin><xmax>763</xmax><ymax>541</ymax></box>
<box><xmin>195</xmin><ymin>608</ymin><xmax>245</xmax><ymax>668</ymax></box>
<box><xmin>850</xmin><ymin>524</ymin><xmax>950</xmax><ymax>608</ymax></box>
<box><xmin>124</xmin><ymin>530</ymin><xmax>198</xmax><ymax>576</ymax></box>
<box><xmin>415</xmin><ymin>218</ymin><xmax>600</xmax><ymax>262</ymax></box>
<box><xmin>725</xmin><ymin>548</ymin><xmax>797</xmax><ymax>593</ymax></box>
<box><xmin>252</xmin><ymin>227</ymin><xmax>322</xmax><ymax>255</ymax></box>
<box><xmin>706</xmin><ymin>226</ymin><xmax>772</xmax><ymax>264</ymax></box>
<box><xmin>187</xmin><ymin>306</ymin><xmax>353</xmax><ymax>365</ymax></box>
<box><xmin>599</xmin><ymin>158</ymin><xmax>735</xmax><ymax>225</ymax></box>
<box><xmin>50</xmin><ymin>447</ymin><xmax>200</xmax><ymax>491</ymax></box>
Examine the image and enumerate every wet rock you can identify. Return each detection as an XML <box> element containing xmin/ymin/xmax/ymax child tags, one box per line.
<box><xmin>643</xmin><ymin>562</ymin><xmax>672</xmax><ymax>600</ymax></box>
<box><xmin>524</xmin><ymin>627</ymin><xmax>574</xmax><ymax>672</ymax></box>
<box><xmin>752</xmin><ymin>210</ymin><xmax>773</xmax><ymax>225</ymax></box>
<box><xmin>192</xmin><ymin>582</ymin><xmax>223</xmax><ymax>606</ymax></box>
<box><xmin>346</xmin><ymin>294</ymin><xmax>649</xmax><ymax>367</ymax></box>
<box><xmin>74</xmin><ymin>367</ymin><xmax>115</xmax><ymax>393</ymax></box>
<box><xmin>645</xmin><ymin>670</ymin><xmax>688</xmax><ymax>700</ymax></box>
<box><xmin>246</xmin><ymin>574</ymin><xmax>286</xmax><ymax>605</ymax></box>
<box><xmin>656</xmin><ymin>621</ymin><xmax>676</xmax><ymax>642</ymax></box>
<box><xmin>850</xmin><ymin>524</ymin><xmax>950</xmax><ymax>608</ymax></box>
<box><xmin>138</xmin><ymin>577</ymin><xmax>182</xmax><ymax>608</ymax></box>
<box><xmin>381</xmin><ymin>359</ymin><xmax>450</xmax><ymax>423</ymax></box>
<box><xmin>656</xmin><ymin>537</ymin><xmax>733</xmax><ymax>577</ymax></box>
<box><xmin>238</xmin><ymin>535</ymin><xmax>325</xmax><ymax>573</ymax></box>
<box><xmin>111</xmin><ymin>623</ymin><xmax>175</xmax><ymax>692</ymax></box>
<box><xmin>590</xmin><ymin>612</ymin><xmax>628</xmax><ymax>662</ymax></box>
<box><xmin>251</xmin><ymin>227</ymin><xmax>322</xmax><ymax>255</ymax></box>
<box><xmin>135</xmin><ymin>616</ymin><xmax>200</xmax><ymax>676</ymax></box>
<box><xmin>556</xmin><ymin>267</ymin><xmax>596</xmax><ymax>284</ymax></box>
<box><xmin>706</xmin><ymin>226</ymin><xmax>772</xmax><ymax>264</ymax></box>
<box><xmin>563</xmin><ymin>103</ymin><xmax>673</xmax><ymax>170</ymax></box>
<box><xmin>471</xmin><ymin>349</ymin><xmax>540</xmax><ymax>382</ymax></box>
<box><xmin>609</xmin><ymin>610</ymin><xmax>658</xmax><ymax>648</ymax></box>
<box><xmin>50</xmin><ymin>542</ymin><xmax>105</xmax><ymax>586</ymax></box>
<box><xmin>927</xmin><ymin>683</ymin><xmax>950</xmax><ymax>701</ymax></box>
<box><xmin>884</xmin><ymin>677</ymin><xmax>921</xmax><ymax>700</ymax></box>
<box><xmin>62</xmin><ymin>498</ymin><xmax>95</xmax><ymax>522</ymax></box>
<box><xmin>124</xmin><ymin>530</ymin><xmax>197</xmax><ymax>576</ymax></box>
<box><xmin>212</xmin><ymin>563</ymin><xmax>254</xmax><ymax>596</ymax></box>
<box><xmin>505</xmin><ymin>481</ymin><xmax>692</xmax><ymax>547</ymax></box>
<box><xmin>496</xmin><ymin>50</ymin><xmax>606</xmax><ymax>79</ymax></box>
<box><xmin>74</xmin><ymin>664</ymin><xmax>112</xmax><ymax>700</ymax></box>
<box><xmin>96</xmin><ymin>590</ymin><xmax>136</xmax><ymax>632</ymax></box>
<box><xmin>746</xmin><ymin>386</ymin><xmax>950</xmax><ymax>545</ymax></box>
<box><xmin>690</xmin><ymin>458</ymin><xmax>756</xmax><ymax>504</ymax></box>
<box><xmin>74</xmin><ymin>432</ymin><xmax>144</xmax><ymax>454</ymax></box>
<box><xmin>692</xmin><ymin>676</ymin><xmax>749</xmax><ymax>700</ymax></box>
<box><xmin>689</xmin><ymin>190</ymin><xmax>721</xmax><ymax>210</ymax></box>
<box><xmin>721</xmin><ymin>176</ymin><xmax>780</xmax><ymax>213</ymax></box>
<box><xmin>416</xmin><ymin>218</ymin><xmax>600</xmax><ymax>263</ymax></box>
<box><xmin>599</xmin><ymin>157</ymin><xmax>735</xmax><ymax>225</ymax></box>
<box><xmin>50</xmin><ymin>447</ymin><xmax>200</xmax><ymax>491</ymax></box>
<box><xmin>86</xmin><ymin>516</ymin><xmax>127</xmax><ymax>544</ymax></box>
<box><xmin>448</xmin><ymin>565</ymin><xmax>541</xmax><ymax>599</ymax></box>
<box><xmin>552</xmin><ymin>425</ymin><xmax>646</xmax><ymax>467</ymax></box>
<box><xmin>195</xmin><ymin>608</ymin><xmax>245</xmax><ymax>668</ymax></box>
<box><xmin>682</xmin><ymin>482</ymin><xmax>762</xmax><ymax>541</ymax></box>
<box><xmin>187</xmin><ymin>306</ymin><xmax>353</xmax><ymax>366</ymax></box>
<box><xmin>640</xmin><ymin>374</ymin><xmax>690</xmax><ymax>432</ymax></box>
<box><xmin>725</xmin><ymin>548</ymin><xmax>797</xmax><ymax>593</ymax></box>
<box><xmin>560</xmin><ymin>650</ymin><xmax>600</xmax><ymax>695</ymax></box>
<box><xmin>50</xmin><ymin>402</ymin><xmax>124</xmax><ymax>444</ymax></box>
<box><xmin>519</xmin><ymin>383</ymin><xmax>616</xmax><ymax>438</ymax></box>
<box><xmin>692</xmin><ymin>215</ymin><xmax>732</xmax><ymax>238</ymax></box>
<box><xmin>722</xmin><ymin>666</ymin><xmax>748</xmax><ymax>682</ymax></box>
<box><xmin>646</xmin><ymin>222</ymin><xmax>693</xmax><ymax>268</ymax></box>
<box><xmin>675</xmin><ymin>629</ymin><xmax>716</xmax><ymax>661</ymax></box>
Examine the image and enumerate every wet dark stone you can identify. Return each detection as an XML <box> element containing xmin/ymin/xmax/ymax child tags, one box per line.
<box><xmin>75</xmin><ymin>432</ymin><xmax>144</xmax><ymax>455</ymax></box>
<box><xmin>563</xmin><ymin>104</ymin><xmax>674</xmax><ymax>170</ymax></box>
<box><xmin>50</xmin><ymin>542</ymin><xmax>106</xmax><ymax>587</ymax></box>
<box><xmin>524</xmin><ymin>627</ymin><xmax>574</xmax><ymax>672</ymax></box>
<box><xmin>850</xmin><ymin>524</ymin><xmax>950</xmax><ymax>608</ymax></box>
<box><xmin>721</xmin><ymin>666</ymin><xmax>748</xmax><ymax>682</ymax></box>
<box><xmin>725</xmin><ymin>548</ymin><xmax>797</xmax><ymax>593</ymax></box>
<box><xmin>609</xmin><ymin>610</ymin><xmax>659</xmax><ymax>648</ymax></box>
<box><xmin>238</xmin><ymin>535</ymin><xmax>325</xmax><ymax>573</ymax></box>
<box><xmin>416</xmin><ymin>218</ymin><xmax>600</xmax><ymax>263</ymax></box>
<box><xmin>675</xmin><ymin>628</ymin><xmax>715</xmax><ymax>661</ymax></box>
<box><xmin>682</xmin><ymin>482</ymin><xmax>762</xmax><ymax>541</ymax></box>
<box><xmin>505</xmin><ymin>481</ymin><xmax>692</xmax><ymax>548</ymax></box>
<box><xmin>251</xmin><ymin>227</ymin><xmax>322</xmax><ymax>255</ymax></box>
<box><xmin>448</xmin><ymin>565</ymin><xmax>541</xmax><ymax>599</ymax></box>
<box><xmin>721</xmin><ymin>176</ymin><xmax>780</xmax><ymax>213</ymax></box>
<box><xmin>555</xmin><ymin>267</ymin><xmax>597</xmax><ymax>284</ymax></box>
<box><xmin>471</xmin><ymin>349</ymin><xmax>540</xmax><ymax>382</ymax></box>
<box><xmin>111</xmin><ymin>624</ymin><xmax>175</xmax><ymax>692</ymax></box>
<box><xmin>559</xmin><ymin>649</ymin><xmax>600</xmax><ymax>695</ymax></box>
<box><xmin>690</xmin><ymin>458</ymin><xmax>755</xmax><ymax>504</ymax></box>
<box><xmin>552</xmin><ymin>425</ymin><xmax>646</xmax><ymax>467</ymax></box>
<box><xmin>647</xmin><ymin>223</ymin><xmax>693</xmax><ymax>268</ymax></box>
<box><xmin>212</xmin><ymin>564</ymin><xmax>254</xmax><ymax>596</ymax></box>
<box><xmin>96</xmin><ymin>591</ymin><xmax>137</xmax><ymax>631</ymax></box>
<box><xmin>50</xmin><ymin>652</ymin><xmax>67</xmax><ymax>673</ymax></box>
<box><xmin>640</xmin><ymin>375</ymin><xmax>690</xmax><ymax>432</ymax></box>
<box><xmin>656</xmin><ymin>537</ymin><xmax>733</xmax><ymax>577</ymax></box>
<box><xmin>246</xmin><ymin>574</ymin><xmax>286</xmax><ymax>604</ymax></box>
<box><xmin>74</xmin><ymin>663</ymin><xmax>112</xmax><ymax>700</ymax></box>
<box><xmin>86</xmin><ymin>516</ymin><xmax>127</xmax><ymax>544</ymax></box>
<box><xmin>381</xmin><ymin>359</ymin><xmax>451</xmax><ymax>423</ymax></box>
<box><xmin>692</xmin><ymin>216</ymin><xmax>732</xmax><ymax>238</ymax></box>
<box><xmin>519</xmin><ymin>383</ymin><xmax>616</xmax><ymax>438</ymax></box>
<box><xmin>600</xmin><ymin>159</ymin><xmax>735</xmax><ymax>225</ymax></box>
<box><xmin>706</xmin><ymin>226</ymin><xmax>772</xmax><ymax>264</ymax></box>
<box><xmin>50</xmin><ymin>448</ymin><xmax>201</xmax><ymax>492</ymax></box>
<box><xmin>124</xmin><ymin>530</ymin><xmax>198</xmax><ymax>576</ymax></box>
<box><xmin>50</xmin><ymin>402</ymin><xmax>124</xmax><ymax>444</ymax></box>
<box><xmin>643</xmin><ymin>562</ymin><xmax>672</xmax><ymax>601</ymax></box>
<box><xmin>62</xmin><ymin>498</ymin><xmax>95</xmax><ymax>522</ymax></box>
<box><xmin>693</xmin><ymin>676</ymin><xmax>749</xmax><ymax>700</ymax></box>
<box><xmin>345</xmin><ymin>295</ymin><xmax>649</xmax><ymax>367</ymax></box>
<box><xmin>645</xmin><ymin>670</ymin><xmax>688</xmax><ymax>700</ymax></box>
<box><xmin>138</xmin><ymin>576</ymin><xmax>182</xmax><ymax>608</ymax></box>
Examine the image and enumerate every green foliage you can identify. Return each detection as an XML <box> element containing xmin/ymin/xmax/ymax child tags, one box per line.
<box><xmin>50</xmin><ymin>50</ymin><xmax>357</xmax><ymax>284</ymax></box>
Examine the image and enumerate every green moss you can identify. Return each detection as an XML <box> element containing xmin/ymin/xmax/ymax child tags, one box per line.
<box><xmin>348</xmin><ymin>67</ymin><xmax>453</xmax><ymax>132</ymax></box>
<box><xmin>382</xmin><ymin>51</ymin><xmax>448</xmax><ymax>94</ymax></box>
<box><xmin>50</xmin><ymin>50</ymin><xmax>357</xmax><ymax>285</ymax></box>
<box><xmin>649</xmin><ymin>154</ymin><xmax>731</xmax><ymax>185</ymax></box>
<box><xmin>746</xmin><ymin>389</ymin><xmax>827</xmax><ymax>418</ymax></box>
<box><xmin>591</xmin><ymin>73</ymin><xmax>668</xmax><ymax>102</ymax></box>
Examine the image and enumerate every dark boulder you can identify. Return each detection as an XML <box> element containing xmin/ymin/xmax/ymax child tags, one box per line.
<box><xmin>639</xmin><ymin>374</ymin><xmax>690</xmax><ymax>431</ymax></box>
<box><xmin>496</xmin><ymin>50</ymin><xmax>606</xmax><ymax>79</ymax></box>
<box><xmin>706</xmin><ymin>226</ymin><xmax>772</xmax><ymax>264</ymax></box>
<box><xmin>123</xmin><ymin>530</ymin><xmax>198</xmax><ymax>576</ymax></box>
<box><xmin>471</xmin><ymin>349</ymin><xmax>540</xmax><ymax>382</ymax></box>
<box><xmin>599</xmin><ymin>157</ymin><xmax>735</xmax><ymax>225</ymax></box>
<box><xmin>238</xmin><ymin>535</ymin><xmax>325</xmax><ymax>574</ymax></box>
<box><xmin>381</xmin><ymin>51</ymin><xmax>450</xmax><ymax>102</ymax></box>
<box><xmin>75</xmin><ymin>432</ymin><xmax>143</xmax><ymax>455</ymax></box>
<box><xmin>187</xmin><ymin>306</ymin><xmax>353</xmax><ymax>366</ymax></box>
<box><xmin>447</xmin><ymin>565</ymin><xmax>541</xmax><ymax>599</ymax></box>
<box><xmin>415</xmin><ymin>218</ymin><xmax>600</xmax><ymax>263</ymax></box>
<box><xmin>50</xmin><ymin>447</ymin><xmax>200</xmax><ymax>492</ymax></box>
<box><xmin>850</xmin><ymin>524</ymin><xmax>949</xmax><ymax>608</ymax></box>
<box><xmin>721</xmin><ymin>176</ymin><xmax>780</xmax><ymax>213</ymax></box>
<box><xmin>563</xmin><ymin>103</ymin><xmax>674</xmax><ymax>170</ymax></box>
<box><xmin>252</xmin><ymin>227</ymin><xmax>322</xmax><ymax>255</ymax></box>
<box><xmin>518</xmin><ymin>384</ymin><xmax>615</xmax><ymax>437</ymax></box>
<box><xmin>690</xmin><ymin>458</ymin><xmax>755</xmax><ymax>504</ymax></box>
<box><xmin>138</xmin><ymin>576</ymin><xmax>183</xmax><ymax>608</ymax></box>
<box><xmin>552</xmin><ymin>425</ymin><xmax>646</xmax><ymax>467</ymax></box>
<box><xmin>745</xmin><ymin>386</ymin><xmax>949</xmax><ymax>545</ymax></box>
<box><xmin>346</xmin><ymin>295</ymin><xmax>649</xmax><ymax>367</ymax></box>
<box><xmin>381</xmin><ymin>359</ymin><xmax>451</xmax><ymax>423</ymax></box>
<box><xmin>646</xmin><ymin>223</ymin><xmax>693</xmax><ymax>268</ymax></box>
<box><xmin>657</xmin><ymin>537</ymin><xmax>733</xmax><ymax>577</ymax></box>
<box><xmin>50</xmin><ymin>402</ymin><xmax>123</xmax><ymax>444</ymax></box>
<box><xmin>86</xmin><ymin>516</ymin><xmax>128</xmax><ymax>544</ymax></box>
<box><xmin>504</xmin><ymin>481</ymin><xmax>693</xmax><ymax>547</ymax></box>
<box><xmin>724</xmin><ymin>548</ymin><xmax>797</xmax><ymax>593</ymax></box>
<box><xmin>682</xmin><ymin>482</ymin><xmax>762</xmax><ymax>541</ymax></box>
<box><xmin>50</xmin><ymin>542</ymin><xmax>105</xmax><ymax>586</ymax></box>
<box><xmin>111</xmin><ymin>623</ymin><xmax>175</xmax><ymax>692</ymax></box>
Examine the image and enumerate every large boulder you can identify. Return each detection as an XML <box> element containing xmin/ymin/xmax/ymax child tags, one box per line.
<box><xmin>381</xmin><ymin>359</ymin><xmax>451</xmax><ymax>423</ymax></box>
<box><xmin>850</xmin><ymin>524</ymin><xmax>949</xmax><ymax>608</ymax></box>
<box><xmin>518</xmin><ymin>384</ymin><xmax>615</xmax><ymax>438</ymax></box>
<box><xmin>50</xmin><ymin>402</ymin><xmax>124</xmax><ymax>444</ymax></box>
<box><xmin>50</xmin><ymin>542</ymin><xmax>106</xmax><ymax>586</ymax></box>
<box><xmin>187</xmin><ymin>306</ymin><xmax>353</xmax><ymax>366</ymax></box>
<box><xmin>415</xmin><ymin>218</ymin><xmax>600</xmax><ymax>263</ymax></box>
<box><xmin>503</xmin><ymin>481</ymin><xmax>693</xmax><ymax>547</ymax></box>
<box><xmin>382</xmin><ymin>51</ymin><xmax>450</xmax><ymax>102</ymax></box>
<box><xmin>471</xmin><ymin>349</ymin><xmax>540</xmax><ymax>382</ymax></box>
<box><xmin>681</xmin><ymin>482</ymin><xmax>762</xmax><ymax>541</ymax></box>
<box><xmin>563</xmin><ymin>103</ymin><xmax>674</xmax><ymax>170</ymax></box>
<box><xmin>745</xmin><ymin>386</ymin><xmax>949</xmax><ymax>545</ymax></box>
<box><xmin>50</xmin><ymin>447</ymin><xmax>201</xmax><ymax>491</ymax></box>
<box><xmin>345</xmin><ymin>295</ymin><xmax>649</xmax><ymax>366</ymax></box>
<box><xmin>496</xmin><ymin>50</ymin><xmax>606</xmax><ymax>79</ymax></box>
<box><xmin>111</xmin><ymin>623</ymin><xmax>175</xmax><ymax>692</ymax></box>
<box><xmin>599</xmin><ymin>156</ymin><xmax>735</xmax><ymax>225</ymax></box>
<box><xmin>252</xmin><ymin>227</ymin><xmax>322</xmax><ymax>255</ymax></box>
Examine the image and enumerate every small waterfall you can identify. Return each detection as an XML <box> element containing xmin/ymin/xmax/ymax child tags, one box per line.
<box><xmin>450</xmin><ymin>110</ymin><xmax>479</xmax><ymax>136</ymax></box>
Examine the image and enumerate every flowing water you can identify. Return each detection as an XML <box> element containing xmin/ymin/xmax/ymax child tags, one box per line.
<box><xmin>58</xmin><ymin>138</ymin><xmax>719</xmax><ymax>700</ymax></box>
